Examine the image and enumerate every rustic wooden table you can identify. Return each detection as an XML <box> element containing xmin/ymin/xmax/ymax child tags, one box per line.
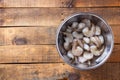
<box><xmin>0</xmin><ymin>0</ymin><xmax>120</xmax><ymax>80</ymax></box>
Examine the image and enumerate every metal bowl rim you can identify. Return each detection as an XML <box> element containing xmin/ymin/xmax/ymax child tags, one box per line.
<box><xmin>56</xmin><ymin>12</ymin><xmax>114</xmax><ymax>70</ymax></box>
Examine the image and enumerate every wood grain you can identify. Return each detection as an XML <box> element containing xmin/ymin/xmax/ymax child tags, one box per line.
<box><xmin>0</xmin><ymin>45</ymin><xmax>61</xmax><ymax>63</ymax></box>
<box><xmin>0</xmin><ymin>0</ymin><xmax>119</xmax><ymax>7</ymax></box>
<box><xmin>4</xmin><ymin>27</ymin><xmax>57</xmax><ymax>45</ymax></box>
<box><xmin>0</xmin><ymin>25</ymin><xmax>118</xmax><ymax>45</ymax></box>
<box><xmin>0</xmin><ymin>63</ymin><xmax>119</xmax><ymax>80</ymax></box>
<box><xmin>0</xmin><ymin>8</ymin><xmax>119</xmax><ymax>26</ymax></box>
<box><xmin>0</xmin><ymin>0</ymin><xmax>119</xmax><ymax>80</ymax></box>
<box><xmin>74</xmin><ymin>0</ymin><xmax>120</xmax><ymax>7</ymax></box>
<box><xmin>0</xmin><ymin>45</ymin><xmax>119</xmax><ymax>63</ymax></box>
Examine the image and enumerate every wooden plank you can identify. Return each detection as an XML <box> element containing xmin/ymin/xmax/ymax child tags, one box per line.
<box><xmin>111</xmin><ymin>25</ymin><xmax>120</xmax><ymax>44</ymax></box>
<box><xmin>0</xmin><ymin>25</ymin><xmax>118</xmax><ymax>45</ymax></box>
<box><xmin>0</xmin><ymin>63</ymin><xmax>119</xmax><ymax>80</ymax></box>
<box><xmin>0</xmin><ymin>8</ymin><xmax>119</xmax><ymax>26</ymax></box>
<box><xmin>0</xmin><ymin>0</ymin><xmax>119</xmax><ymax>7</ymax></box>
<box><xmin>0</xmin><ymin>45</ymin><xmax>62</xmax><ymax>63</ymax></box>
<box><xmin>0</xmin><ymin>45</ymin><xmax>119</xmax><ymax>63</ymax></box>
<box><xmin>4</xmin><ymin>27</ymin><xmax>57</xmax><ymax>45</ymax></box>
<box><xmin>74</xmin><ymin>0</ymin><xmax>120</xmax><ymax>7</ymax></box>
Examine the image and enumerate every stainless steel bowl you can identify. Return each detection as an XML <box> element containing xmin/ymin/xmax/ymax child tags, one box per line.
<box><xmin>56</xmin><ymin>12</ymin><xmax>114</xmax><ymax>70</ymax></box>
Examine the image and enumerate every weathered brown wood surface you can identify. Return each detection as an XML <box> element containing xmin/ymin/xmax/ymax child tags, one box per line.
<box><xmin>0</xmin><ymin>8</ymin><xmax>119</xmax><ymax>26</ymax></box>
<box><xmin>0</xmin><ymin>45</ymin><xmax>119</xmax><ymax>63</ymax></box>
<box><xmin>0</xmin><ymin>0</ymin><xmax>119</xmax><ymax>7</ymax></box>
<box><xmin>0</xmin><ymin>25</ymin><xmax>119</xmax><ymax>45</ymax></box>
<box><xmin>0</xmin><ymin>0</ymin><xmax>120</xmax><ymax>80</ymax></box>
<box><xmin>0</xmin><ymin>63</ymin><xmax>119</xmax><ymax>80</ymax></box>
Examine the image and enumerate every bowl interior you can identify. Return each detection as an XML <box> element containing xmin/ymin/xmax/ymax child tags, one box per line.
<box><xmin>57</xmin><ymin>13</ymin><xmax>114</xmax><ymax>70</ymax></box>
